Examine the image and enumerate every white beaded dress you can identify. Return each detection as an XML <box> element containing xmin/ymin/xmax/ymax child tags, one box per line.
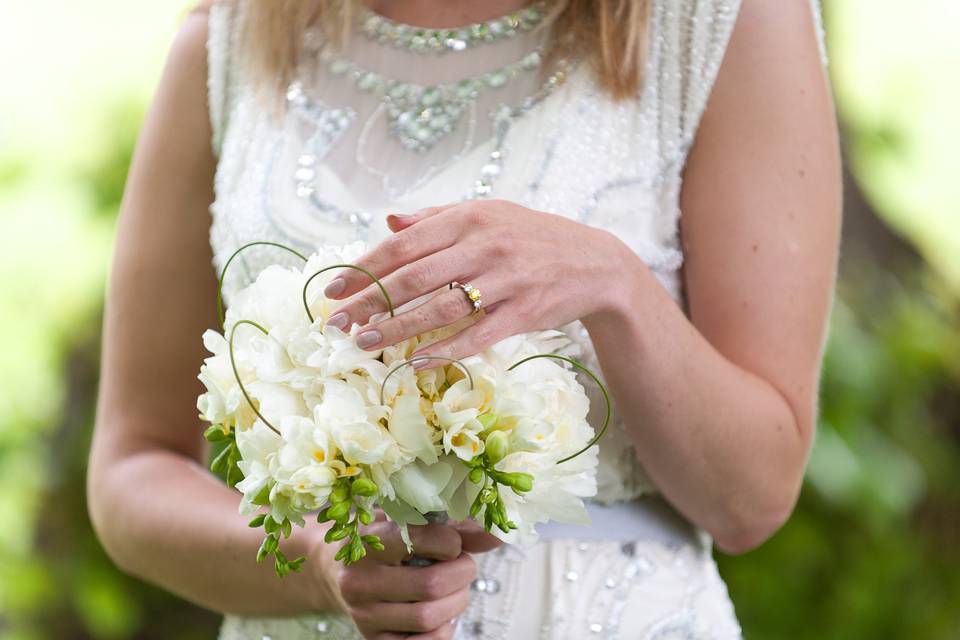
<box><xmin>207</xmin><ymin>1</ymin><xmax>827</xmax><ymax>638</ymax></box>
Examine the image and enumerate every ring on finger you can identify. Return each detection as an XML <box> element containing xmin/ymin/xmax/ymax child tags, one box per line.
<box><xmin>448</xmin><ymin>281</ymin><xmax>482</xmax><ymax>314</ymax></box>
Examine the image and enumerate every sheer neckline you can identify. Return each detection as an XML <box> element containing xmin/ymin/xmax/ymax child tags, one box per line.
<box><xmin>359</xmin><ymin>1</ymin><xmax>545</xmax><ymax>33</ymax></box>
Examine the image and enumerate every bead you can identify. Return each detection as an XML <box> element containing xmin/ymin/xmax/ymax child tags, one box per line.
<box><xmin>359</xmin><ymin>2</ymin><xmax>547</xmax><ymax>55</ymax></box>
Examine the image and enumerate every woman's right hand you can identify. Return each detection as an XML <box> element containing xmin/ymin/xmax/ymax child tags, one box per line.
<box><xmin>326</xmin><ymin>520</ymin><xmax>479</xmax><ymax>639</ymax></box>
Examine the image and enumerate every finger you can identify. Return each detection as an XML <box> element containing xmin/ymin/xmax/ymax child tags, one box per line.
<box><xmin>411</xmin><ymin>305</ymin><xmax>517</xmax><ymax>370</ymax></box>
<box><xmin>374</xmin><ymin>620</ymin><xmax>457</xmax><ymax>640</ymax></box>
<box><xmin>326</xmin><ymin>205</ymin><xmax>464</xmax><ymax>301</ymax></box>
<box><xmin>343</xmin><ymin>553</ymin><xmax>477</xmax><ymax>604</ymax></box>
<box><xmin>360</xmin><ymin>521</ymin><xmax>463</xmax><ymax>566</ymax></box>
<box><xmin>386</xmin><ymin>203</ymin><xmax>457</xmax><ymax>232</ymax></box>
<box><xmin>352</xmin><ymin>587</ymin><xmax>470</xmax><ymax>634</ymax></box>
<box><xmin>356</xmin><ymin>277</ymin><xmax>503</xmax><ymax>351</ymax></box>
<box><xmin>328</xmin><ymin>246</ymin><xmax>478</xmax><ymax>334</ymax></box>
<box><xmin>449</xmin><ymin>520</ymin><xmax>504</xmax><ymax>554</ymax></box>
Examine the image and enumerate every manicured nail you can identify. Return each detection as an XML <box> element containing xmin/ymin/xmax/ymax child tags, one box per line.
<box><xmin>412</xmin><ymin>355</ymin><xmax>430</xmax><ymax>369</ymax></box>
<box><xmin>326</xmin><ymin>312</ymin><xmax>348</xmax><ymax>329</ymax></box>
<box><xmin>324</xmin><ymin>277</ymin><xmax>346</xmax><ymax>298</ymax></box>
<box><xmin>356</xmin><ymin>329</ymin><xmax>382</xmax><ymax>349</ymax></box>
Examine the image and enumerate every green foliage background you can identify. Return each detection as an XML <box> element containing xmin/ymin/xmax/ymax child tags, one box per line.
<box><xmin>0</xmin><ymin>1</ymin><xmax>957</xmax><ymax>638</ymax></box>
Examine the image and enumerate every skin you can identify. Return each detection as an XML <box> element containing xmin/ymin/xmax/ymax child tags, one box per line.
<box><xmin>87</xmin><ymin>0</ymin><xmax>840</xmax><ymax>638</ymax></box>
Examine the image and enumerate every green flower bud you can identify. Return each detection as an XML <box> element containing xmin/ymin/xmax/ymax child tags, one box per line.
<box><xmin>484</xmin><ymin>430</ymin><xmax>509</xmax><ymax>464</ymax></box>
<box><xmin>508</xmin><ymin>472</ymin><xmax>534</xmax><ymax>493</ymax></box>
<box><xmin>358</xmin><ymin>509</ymin><xmax>374</xmax><ymax>525</ymax></box>
<box><xmin>351</xmin><ymin>477</ymin><xmax>378</xmax><ymax>497</ymax></box>
<box><xmin>468</xmin><ymin>467</ymin><xmax>484</xmax><ymax>484</ymax></box>
<box><xmin>264</xmin><ymin>516</ymin><xmax>280</xmax><ymax>534</ymax></box>
<box><xmin>327</xmin><ymin>500</ymin><xmax>351</xmax><ymax>522</ymax></box>
<box><xmin>325</xmin><ymin>526</ymin><xmax>350</xmax><ymax>543</ymax></box>
<box><xmin>480</xmin><ymin>487</ymin><xmax>497</xmax><ymax>504</ymax></box>
<box><xmin>281</xmin><ymin>518</ymin><xmax>292</xmax><ymax>538</ymax></box>
<box><xmin>330</xmin><ymin>483</ymin><xmax>350</xmax><ymax>503</ymax></box>
<box><xmin>248</xmin><ymin>514</ymin><xmax>266</xmax><ymax>528</ymax></box>
<box><xmin>350</xmin><ymin>543</ymin><xmax>365</xmax><ymax>563</ymax></box>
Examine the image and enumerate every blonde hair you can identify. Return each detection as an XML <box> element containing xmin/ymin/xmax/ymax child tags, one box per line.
<box><xmin>235</xmin><ymin>1</ymin><xmax>651</xmax><ymax>102</ymax></box>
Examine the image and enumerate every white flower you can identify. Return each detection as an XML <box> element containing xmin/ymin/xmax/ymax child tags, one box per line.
<box><xmin>387</xmin><ymin>374</ymin><xmax>439</xmax><ymax>464</ymax></box>
<box><xmin>318</xmin><ymin>380</ymin><xmax>397</xmax><ymax>466</ymax></box>
<box><xmin>390</xmin><ymin>459</ymin><xmax>455</xmax><ymax>514</ymax></box>
<box><xmin>225</xmin><ymin>264</ymin><xmax>311</xmax><ymax>342</ymax></box>
<box><xmin>493</xmin><ymin>444</ymin><xmax>599</xmax><ymax>545</ymax></box>
<box><xmin>197</xmin><ymin>330</ymin><xmax>257</xmax><ymax>429</ymax></box>
<box><xmin>234</xmin><ymin>420</ymin><xmax>283</xmax><ymax>517</ymax></box>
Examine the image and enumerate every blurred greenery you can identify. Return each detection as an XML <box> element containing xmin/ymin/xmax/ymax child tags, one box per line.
<box><xmin>0</xmin><ymin>0</ymin><xmax>958</xmax><ymax>639</ymax></box>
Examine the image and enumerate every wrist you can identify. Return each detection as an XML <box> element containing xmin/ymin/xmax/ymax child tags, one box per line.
<box><xmin>582</xmin><ymin>229</ymin><xmax>646</xmax><ymax>330</ymax></box>
<box><xmin>302</xmin><ymin>522</ymin><xmax>348</xmax><ymax>614</ymax></box>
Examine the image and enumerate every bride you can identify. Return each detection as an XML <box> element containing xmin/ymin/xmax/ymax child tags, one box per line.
<box><xmin>87</xmin><ymin>0</ymin><xmax>839</xmax><ymax>638</ymax></box>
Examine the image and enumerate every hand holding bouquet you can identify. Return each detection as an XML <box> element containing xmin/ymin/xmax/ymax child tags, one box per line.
<box><xmin>197</xmin><ymin>241</ymin><xmax>609</xmax><ymax>577</ymax></box>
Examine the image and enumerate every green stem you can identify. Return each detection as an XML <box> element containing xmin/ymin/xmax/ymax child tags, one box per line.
<box><xmin>228</xmin><ymin>319</ymin><xmax>281</xmax><ymax>436</ymax></box>
<box><xmin>302</xmin><ymin>264</ymin><xmax>395</xmax><ymax>324</ymax></box>
<box><xmin>217</xmin><ymin>242</ymin><xmax>308</xmax><ymax>327</ymax></box>
<box><xmin>507</xmin><ymin>354</ymin><xmax>611</xmax><ymax>464</ymax></box>
<box><xmin>379</xmin><ymin>355</ymin><xmax>475</xmax><ymax>406</ymax></box>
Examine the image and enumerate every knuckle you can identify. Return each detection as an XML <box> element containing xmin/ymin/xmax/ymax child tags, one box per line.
<box><xmin>386</xmin><ymin>231</ymin><xmax>414</xmax><ymax>258</ymax></box>
<box><xmin>336</xmin><ymin>569</ymin><xmax>363</xmax><ymax>602</ymax></box>
<box><xmin>410</xmin><ymin>601</ymin><xmax>438</xmax><ymax>631</ymax></box>
<box><xmin>401</xmin><ymin>263</ymin><xmax>431</xmax><ymax>292</ymax></box>
<box><xmin>464</xmin><ymin>206</ymin><xmax>488</xmax><ymax>227</ymax></box>
<box><xmin>461</xmin><ymin>554</ymin><xmax>478</xmax><ymax>583</ymax></box>
<box><xmin>439</xmin><ymin>294</ymin><xmax>466</xmax><ymax>323</ymax></box>
<box><xmin>419</xmin><ymin>568</ymin><xmax>446</xmax><ymax>600</ymax></box>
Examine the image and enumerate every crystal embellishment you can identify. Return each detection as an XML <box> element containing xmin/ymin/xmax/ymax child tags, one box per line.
<box><xmin>360</xmin><ymin>2</ymin><xmax>547</xmax><ymax>55</ymax></box>
<box><xmin>319</xmin><ymin>46</ymin><xmax>544</xmax><ymax>152</ymax></box>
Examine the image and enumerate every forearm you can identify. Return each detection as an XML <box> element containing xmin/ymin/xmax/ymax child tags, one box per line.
<box><xmin>89</xmin><ymin>445</ymin><xmax>345</xmax><ymax>616</ymax></box>
<box><xmin>581</xmin><ymin>242</ymin><xmax>810</xmax><ymax>553</ymax></box>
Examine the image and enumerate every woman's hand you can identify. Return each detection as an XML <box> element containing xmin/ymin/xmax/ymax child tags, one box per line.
<box><xmin>328</xmin><ymin>519</ymin><xmax>481</xmax><ymax>639</ymax></box>
<box><xmin>322</xmin><ymin>200</ymin><xmax>632</xmax><ymax>368</ymax></box>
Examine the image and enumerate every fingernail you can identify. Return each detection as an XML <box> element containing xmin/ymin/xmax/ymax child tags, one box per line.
<box><xmin>389</xmin><ymin>211</ymin><xmax>413</xmax><ymax>218</ymax></box>
<box><xmin>324</xmin><ymin>277</ymin><xmax>346</xmax><ymax>298</ymax></box>
<box><xmin>356</xmin><ymin>329</ymin><xmax>382</xmax><ymax>349</ymax></box>
<box><xmin>412</xmin><ymin>355</ymin><xmax>430</xmax><ymax>369</ymax></box>
<box><xmin>326</xmin><ymin>312</ymin><xmax>348</xmax><ymax>329</ymax></box>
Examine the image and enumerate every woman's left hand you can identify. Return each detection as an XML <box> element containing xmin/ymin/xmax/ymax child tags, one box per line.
<box><xmin>322</xmin><ymin>200</ymin><xmax>632</xmax><ymax>368</ymax></box>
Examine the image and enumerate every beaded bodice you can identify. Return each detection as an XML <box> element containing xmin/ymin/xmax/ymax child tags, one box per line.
<box><xmin>206</xmin><ymin>0</ymin><xmax>826</xmax><ymax>506</ymax></box>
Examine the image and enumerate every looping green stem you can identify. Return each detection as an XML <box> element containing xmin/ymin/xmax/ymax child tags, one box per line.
<box><xmin>380</xmin><ymin>355</ymin><xmax>475</xmax><ymax>406</ymax></box>
<box><xmin>507</xmin><ymin>354</ymin><xmax>610</xmax><ymax>464</ymax></box>
<box><xmin>228</xmin><ymin>319</ymin><xmax>281</xmax><ymax>436</ymax></box>
<box><xmin>302</xmin><ymin>264</ymin><xmax>395</xmax><ymax>324</ymax></box>
<box><xmin>218</xmin><ymin>242</ymin><xmax>308</xmax><ymax>327</ymax></box>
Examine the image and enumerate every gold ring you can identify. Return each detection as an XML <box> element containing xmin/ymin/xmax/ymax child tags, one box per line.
<box><xmin>448</xmin><ymin>281</ymin><xmax>482</xmax><ymax>314</ymax></box>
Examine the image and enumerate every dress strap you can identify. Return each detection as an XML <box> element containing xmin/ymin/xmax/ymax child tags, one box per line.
<box><xmin>206</xmin><ymin>2</ymin><xmax>241</xmax><ymax>157</ymax></box>
<box><xmin>650</xmin><ymin>0</ymin><xmax>828</xmax><ymax>166</ymax></box>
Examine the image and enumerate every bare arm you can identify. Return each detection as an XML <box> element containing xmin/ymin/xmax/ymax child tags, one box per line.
<box><xmin>580</xmin><ymin>0</ymin><xmax>841</xmax><ymax>552</ymax></box>
<box><xmin>86</xmin><ymin>6</ymin><xmax>342</xmax><ymax>615</ymax></box>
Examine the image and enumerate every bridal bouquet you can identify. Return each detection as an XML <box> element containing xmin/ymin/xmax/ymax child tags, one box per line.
<box><xmin>197</xmin><ymin>241</ymin><xmax>609</xmax><ymax>577</ymax></box>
